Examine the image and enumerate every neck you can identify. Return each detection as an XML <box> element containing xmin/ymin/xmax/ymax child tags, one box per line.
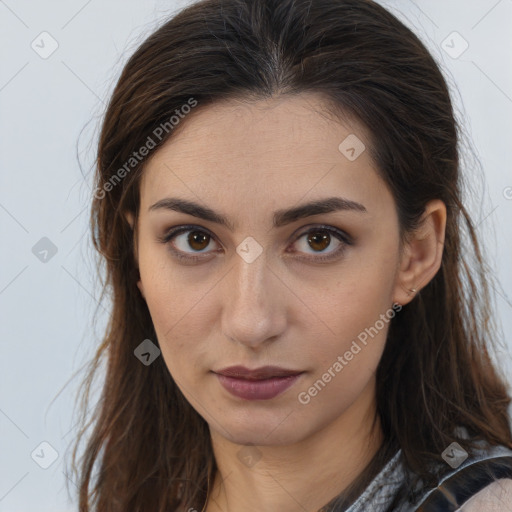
<box><xmin>204</xmin><ymin>377</ymin><xmax>383</xmax><ymax>512</ymax></box>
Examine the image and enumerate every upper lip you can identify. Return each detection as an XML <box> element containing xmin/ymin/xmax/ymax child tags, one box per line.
<box><xmin>214</xmin><ymin>365</ymin><xmax>303</xmax><ymax>380</ymax></box>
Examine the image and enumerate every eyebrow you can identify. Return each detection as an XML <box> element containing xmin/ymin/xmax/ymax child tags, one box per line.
<box><xmin>148</xmin><ymin>196</ymin><xmax>367</xmax><ymax>230</ymax></box>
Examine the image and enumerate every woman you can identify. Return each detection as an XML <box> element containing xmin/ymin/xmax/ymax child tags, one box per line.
<box><xmin>69</xmin><ymin>0</ymin><xmax>512</xmax><ymax>510</ymax></box>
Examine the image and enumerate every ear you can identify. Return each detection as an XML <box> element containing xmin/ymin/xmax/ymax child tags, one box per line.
<box><xmin>392</xmin><ymin>199</ymin><xmax>446</xmax><ymax>306</ymax></box>
<box><xmin>124</xmin><ymin>210</ymin><xmax>145</xmax><ymax>299</ymax></box>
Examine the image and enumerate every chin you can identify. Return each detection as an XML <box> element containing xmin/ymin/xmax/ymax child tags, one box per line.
<box><xmin>212</xmin><ymin>412</ymin><xmax>308</xmax><ymax>446</ymax></box>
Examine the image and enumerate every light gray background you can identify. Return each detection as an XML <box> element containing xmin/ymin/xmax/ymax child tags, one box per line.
<box><xmin>1</xmin><ymin>1</ymin><xmax>511</xmax><ymax>510</ymax></box>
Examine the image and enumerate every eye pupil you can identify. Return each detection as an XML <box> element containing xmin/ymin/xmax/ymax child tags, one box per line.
<box><xmin>307</xmin><ymin>231</ymin><xmax>330</xmax><ymax>252</ymax></box>
<box><xmin>188</xmin><ymin>231</ymin><xmax>210</xmax><ymax>250</ymax></box>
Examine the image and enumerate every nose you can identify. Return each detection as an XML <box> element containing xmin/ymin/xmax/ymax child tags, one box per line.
<box><xmin>220</xmin><ymin>249</ymin><xmax>287</xmax><ymax>350</ymax></box>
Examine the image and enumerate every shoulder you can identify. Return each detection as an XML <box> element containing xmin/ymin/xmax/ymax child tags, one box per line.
<box><xmin>457</xmin><ymin>478</ymin><xmax>512</xmax><ymax>511</ymax></box>
<box><xmin>409</xmin><ymin>440</ymin><xmax>512</xmax><ymax>511</ymax></box>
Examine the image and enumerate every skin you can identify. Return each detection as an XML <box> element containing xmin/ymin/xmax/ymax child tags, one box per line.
<box><xmin>126</xmin><ymin>92</ymin><xmax>446</xmax><ymax>512</ymax></box>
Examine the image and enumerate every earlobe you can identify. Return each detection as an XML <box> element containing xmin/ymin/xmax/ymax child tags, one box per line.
<box><xmin>137</xmin><ymin>279</ymin><xmax>145</xmax><ymax>299</ymax></box>
<box><xmin>392</xmin><ymin>199</ymin><xmax>447</xmax><ymax>306</ymax></box>
<box><xmin>125</xmin><ymin>211</ymin><xmax>135</xmax><ymax>230</ymax></box>
<box><xmin>125</xmin><ymin>210</ymin><xmax>144</xmax><ymax>298</ymax></box>
<box><xmin>392</xmin><ymin>242</ymin><xmax>419</xmax><ymax>307</ymax></box>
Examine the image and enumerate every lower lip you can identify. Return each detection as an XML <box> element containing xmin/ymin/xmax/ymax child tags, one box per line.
<box><xmin>215</xmin><ymin>373</ymin><xmax>303</xmax><ymax>400</ymax></box>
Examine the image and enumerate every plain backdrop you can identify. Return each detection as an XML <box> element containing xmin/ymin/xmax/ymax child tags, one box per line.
<box><xmin>1</xmin><ymin>1</ymin><xmax>511</xmax><ymax>510</ymax></box>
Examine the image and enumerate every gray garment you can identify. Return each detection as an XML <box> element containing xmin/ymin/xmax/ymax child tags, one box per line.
<box><xmin>330</xmin><ymin>441</ymin><xmax>512</xmax><ymax>512</ymax></box>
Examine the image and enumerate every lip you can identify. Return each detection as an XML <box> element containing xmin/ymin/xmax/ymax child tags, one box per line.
<box><xmin>213</xmin><ymin>366</ymin><xmax>304</xmax><ymax>400</ymax></box>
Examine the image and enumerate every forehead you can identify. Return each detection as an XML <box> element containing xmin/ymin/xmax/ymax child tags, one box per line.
<box><xmin>140</xmin><ymin>93</ymin><xmax>394</xmax><ymax>221</ymax></box>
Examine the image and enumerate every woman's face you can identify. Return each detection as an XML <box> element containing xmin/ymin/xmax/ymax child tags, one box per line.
<box><xmin>133</xmin><ymin>93</ymin><xmax>408</xmax><ymax>446</ymax></box>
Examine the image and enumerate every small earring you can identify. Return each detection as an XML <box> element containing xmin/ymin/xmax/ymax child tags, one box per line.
<box><xmin>409</xmin><ymin>288</ymin><xmax>417</xmax><ymax>294</ymax></box>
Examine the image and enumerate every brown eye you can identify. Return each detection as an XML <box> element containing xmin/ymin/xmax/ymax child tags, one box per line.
<box><xmin>160</xmin><ymin>224</ymin><xmax>352</xmax><ymax>264</ymax></box>
<box><xmin>159</xmin><ymin>226</ymin><xmax>221</xmax><ymax>262</ymax></box>
<box><xmin>187</xmin><ymin>231</ymin><xmax>210</xmax><ymax>251</ymax></box>
<box><xmin>306</xmin><ymin>231</ymin><xmax>331</xmax><ymax>252</ymax></box>
<box><xmin>290</xmin><ymin>225</ymin><xmax>353</xmax><ymax>262</ymax></box>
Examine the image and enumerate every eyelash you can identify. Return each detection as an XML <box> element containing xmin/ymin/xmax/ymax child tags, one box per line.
<box><xmin>158</xmin><ymin>224</ymin><xmax>353</xmax><ymax>263</ymax></box>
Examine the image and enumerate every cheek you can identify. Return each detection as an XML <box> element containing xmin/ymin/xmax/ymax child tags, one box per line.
<box><xmin>138</xmin><ymin>238</ymin><xmax>196</xmax><ymax>327</ymax></box>
<box><xmin>137</xmin><ymin>248</ymin><xmax>194</xmax><ymax>359</ymax></box>
<box><xmin>295</xmin><ymin>295</ymin><xmax>393</xmax><ymax>419</ymax></box>
<box><xmin>300</xmin><ymin>247</ymin><xmax>398</xmax><ymax>378</ymax></box>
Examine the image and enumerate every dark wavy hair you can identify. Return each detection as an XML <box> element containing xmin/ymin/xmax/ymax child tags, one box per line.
<box><xmin>68</xmin><ymin>0</ymin><xmax>512</xmax><ymax>510</ymax></box>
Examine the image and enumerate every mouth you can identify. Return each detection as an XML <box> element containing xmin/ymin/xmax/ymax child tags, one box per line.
<box><xmin>214</xmin><ymin>365</ymin><xmax>303</xmax><ymax>380</ymax></box>
<box><xmin>213</xmin><ymin>366</ymin><xmax>304</xmax><ymax>400</ymax></box>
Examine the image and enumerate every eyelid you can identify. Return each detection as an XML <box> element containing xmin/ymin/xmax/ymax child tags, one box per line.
<box><xmin>287</xmin><ymin>224</ymin><xmax>353</xmax><ymax>262</ymax></box>
<box><xmin>159</xmin><ymin>223</ymin><xmax>353</xmax><ymax>262</ymax></box>
<box><xmin>295</xmin><ymin>224</ymin><xmax>353</xmax><ymax>244</ymax></box>
<box><xmin>158</xmin><ymin>224</ymin><xmax>218</xmax><ymax>245</ymax></box>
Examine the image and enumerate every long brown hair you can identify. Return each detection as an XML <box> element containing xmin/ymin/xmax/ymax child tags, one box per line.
<box><xmin>68</xmin><ymin>0</ymin><xmax>512</xmax><ymax>510</ymax></box>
